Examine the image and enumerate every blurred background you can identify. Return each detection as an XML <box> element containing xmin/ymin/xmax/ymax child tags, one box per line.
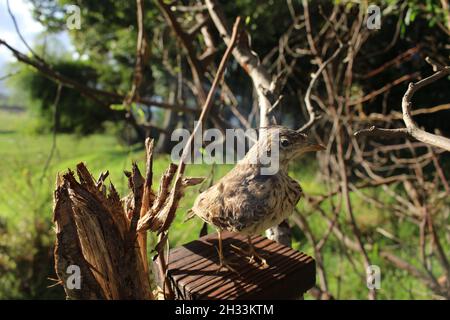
<box><xmin>0</xmin><ymin>0</ymin><xmax>449</xmax><ymax>299</ymax></box>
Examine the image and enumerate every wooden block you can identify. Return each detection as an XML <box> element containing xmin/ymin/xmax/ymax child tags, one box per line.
<box><xmin>154</xmin><ymin>231</ymin><xmax>315</xmax><ymax>300</ymax></box>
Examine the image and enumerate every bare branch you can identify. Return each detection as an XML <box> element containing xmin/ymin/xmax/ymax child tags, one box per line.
<box><xmin>354</xmin><ymin>61</ymin><xmax>450</xmax><ymax>152</ymax></box>
<box><xmin>206</xmin><ymin>0</ymin><xmax>273</xmax><ymax>127</ymax></box>
<box><xmin>124</xmin><ymin>0</ymin><xmax>149</xmax><ymax>107</ymax></box>
<box><xmin>40</xmin><ymin>83</ymin><xmax>63</xmax><ymax>180</ymax></box>
<box><xmin>298</xmin><ymin>42</ymin><xmax>344</xmax><ymax>132</ymax></box>
<box><xmin>6</xmin><ymin>0</ymin><xmax>45</xmax><ymax>63</ymax></box>
<box><xmin>348</xmin><ymin>73</ymin><xmax>420</xmax><ymax>107</ymax></box>
<box><xmin>156</xmin><ymin>0</ymin><xmax>207</xmax><ymax>104</ymax></box>
<box><xmin>402</xmin><ymin>66</ymin><xmax>450</xmax><ymax>151</ymax></box>
<box><xmin>363</xmin><ymin>46</ymin><xmax>420</xmax><ymax>79</ymax></box>
<box><xmin>0</xmin><ymin>39</ymin><xmax>194</xmax><ymax>114</ymax></box>
<box><xmin>354</xmin><ymin>126</ymin><xmax>409</xmax><ymax>139</ymax></box>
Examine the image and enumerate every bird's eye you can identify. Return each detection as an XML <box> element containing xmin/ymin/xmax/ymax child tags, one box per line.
<box><xmin>280</xmin><ymin>139</ymin><xmax>290</xmax><ymax>147</ymax></box>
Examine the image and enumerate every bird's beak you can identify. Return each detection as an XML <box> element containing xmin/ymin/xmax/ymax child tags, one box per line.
<box><xmin>304</xmin><ymin>142</ymin><xmax>326</xmax><ymax>153</ymax></box>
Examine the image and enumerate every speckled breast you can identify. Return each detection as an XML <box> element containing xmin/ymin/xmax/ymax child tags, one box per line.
<box><xmin>240</xmin><ymin>173</ymin><xmax>303</xmax><ymax>235</ymax></box>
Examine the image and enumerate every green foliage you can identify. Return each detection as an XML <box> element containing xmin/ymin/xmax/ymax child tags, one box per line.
<box><xmin>403</xmin><ymin>0</ymin><xmax>449</xmax><ymax>28</ymax></box>
<box><xmin>9</xmin><ymin>60</ymin><xmax>117</xmax><ymax>134</ymax></box>
<box><xmin>0</xmin><ymin>110</ymin><xmax>228</xmax><ymax>298</ymax></box>
<box><xmin>29</xmin><ymin>0</ymin><xmax>156</xmax><ymax>95</ymax></box>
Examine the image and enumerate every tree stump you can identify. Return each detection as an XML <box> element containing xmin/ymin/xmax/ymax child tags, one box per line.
<box><xmin>52</xmin><ymin>137</ymin><xmax>205</xmax><ymax>299</ymax></box>
<box><xmin>53</xmin><ymin>163</ymin><xmax>153</xmax><ymax>299</ymax></box>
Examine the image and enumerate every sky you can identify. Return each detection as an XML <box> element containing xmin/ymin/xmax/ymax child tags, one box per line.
<box><xmin>0</xmin><ymin>0</ymin><xmax>72</xmax><ymax>95</ymax></box>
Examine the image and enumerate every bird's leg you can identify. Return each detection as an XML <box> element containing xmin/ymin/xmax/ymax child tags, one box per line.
<box><xmin>215</xmin><ymin>230</ymin><xmax>239</xmax><ymax>274</ymax></box>
<box><xmin>246</xmin><ymin>236</ymin><xmax>269</xmax><ymax>267</ymax></box>
<box><xmin>231</xmin><ymin>236</ymin><xmax>268</xmax><ymax>268</ymax></box>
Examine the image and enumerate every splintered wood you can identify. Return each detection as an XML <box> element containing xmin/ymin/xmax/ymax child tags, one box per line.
<box><xmin>154</xmin><ymin>231</ymin><xmax>316</xmax><ymax>300</ymax></box>
<box><xmin>53</xmin><ymin>137</ymin><xmax>204</xmax><ymax>300</ymax></box>
<box><xmin>53</xmin><ymin>162</ymin><xmax>152</xmax><ymax>299</ymax></box>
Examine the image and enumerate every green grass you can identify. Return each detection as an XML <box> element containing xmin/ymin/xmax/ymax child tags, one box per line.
<box><xmin>0</xmin><ymin>109</ymin><xmax>443</xmax><ymax>299</ymax></box>
<box><xmin>0</xmin><ymin>109</ymin><xmax>238</xmax><ymax>298</ymax></box>
<box><xmin>0</xmin><ymin>110</ymin><xmax>226</xmax><ymax>245</ymax></box>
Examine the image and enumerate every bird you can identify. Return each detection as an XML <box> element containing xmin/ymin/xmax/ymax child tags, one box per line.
<box><xmin>188</xmin><ymin>126</ymin><xmax>325</xmax><ymax>272</ymax></box>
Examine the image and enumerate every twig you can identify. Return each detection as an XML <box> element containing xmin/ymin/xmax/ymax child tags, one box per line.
<box><xmin>0</xmin><ymin>39</ymin><xmax>194</xmax><ymax>114</ymax></box>
<box><xmin>206</xmin><ymin>0</ymin><xmax>273</xmax><ymax>127</ymax></box>
<box><xmin>6</xmin><ymin>0</ymin><xmax>45</xmax><ymax>63</ymax></box>
<box><xmin>138</xmin><ymin>17</ymin><xmax>242</xmax><ymax>235</ymax></box>
<box><xmin>302</xmin><ymin>0</ymin><xmax>335</xmax><ymax>106</ymax></box>
<box><xmin>363</xmin><ymin>46</ymin><xmax>420</xmax><ymax>79</ymax></box>
<box><xmin>0</xmin><ymin>70</ymin><xmax>20</xmax><ymax>81</ymax></box>
<box><xmin>136</xmin><ymin>17</ymin><xmax>241</xmax><ymax>300</ymax></box>
<box><xmin>348</xmin><ymin>73</ymin><xmax>420</xmax><ymax>107</ymax></box>
<box><xmin>354</xmin><ymin>59</ymin><xmax>450</xmax><ymax>152</ymax></box>
<box><xmin>354</xmin><ymin>126</ymin><xmax>409</xmax><ymax>139</ymax></box>
<box><xmin>381</xmin><ymin>251</ymin><xmax>448</xmax><ymax>298</ymax></box>
<box><xmin>157</xmin><ymin>0</ymin><xmax>207</xmax><ymax>104</ymax></box>
<box><xmin>123</xmin><ymin>0</ymin><xmax>148</xmax><ymax>109</ymax></box>
<box><xmin>292</xmin><ymin>210</ymin><xmax>331</xmax><ymax>298</ymax></box>
<box><xmin>40</xmin><ymin>83</ymin><xmax>63</xmax><ymax>181</ymax></box>
<box><xmin>298</xmin><ymin>42</ymin><xmax>344</xmax><ymax>132</ymax></box>
<box><xmin>337</xmin><ymin>127</ymin><xmax>376</xmax><ymax>300</ymax></box>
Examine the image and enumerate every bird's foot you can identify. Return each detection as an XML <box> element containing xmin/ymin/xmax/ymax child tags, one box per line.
<box><xmin>249</xmin><ymin>252</ymin><xmax>269</xmax><ymax>269</ymax></box>
<box><xmin>230</xmin><ymin>243</ymin><xmax>269</xmax><ymax>269</ymax></box>
<box><xmin>214</xmin><ymin>247</ymin><xmax>240</xmax><ymax>275</ymax></box>
<box><xmin>217</xmin><ymin>259</ymin><xmax>240</xmax><ymax>275</ymax></box>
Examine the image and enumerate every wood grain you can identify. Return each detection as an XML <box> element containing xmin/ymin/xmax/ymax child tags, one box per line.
<box><xmin>154</xmin><ymin>231</ymin><xmax>315</xmax><ymax>300</ymax></box>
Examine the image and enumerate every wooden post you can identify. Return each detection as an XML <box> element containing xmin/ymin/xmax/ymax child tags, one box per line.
<box><xmin>153</xmin><ymin>232</ymin><xmax>316</xmax><ymax>299</ymax></box>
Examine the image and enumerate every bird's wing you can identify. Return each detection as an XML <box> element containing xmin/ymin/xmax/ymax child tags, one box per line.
<box><xmin>191</xmin><ymin>166</ymin><xmax>281</xmax><ymax>232</ymax></box>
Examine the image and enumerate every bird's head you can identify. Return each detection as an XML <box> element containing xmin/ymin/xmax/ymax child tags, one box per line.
<box><xmin>243</xmin><ymin>126</ymin><xmax>325</xmax><ymax>172</ymax></box>
<box><xmin>276</xmin><ymin>127</ymin><xmax>325</xmax><ymax>162</ymax></box>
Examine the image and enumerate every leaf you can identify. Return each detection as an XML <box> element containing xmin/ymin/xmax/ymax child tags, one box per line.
<box><xmin>136</xmin><ymin>107</ymin><xmax>146</xmax><ymax>121</ymax></box>
<box><xmin>409</xmin><ymin>10</ymin><xmax>417</xmax><ymax>24</ymax></box>
<box><xmin>400</xmin><ymin>23</ymin><xmax>406</xmax><ymax>38</ymax></box>
<box><xmin>404</xmin><ymin>8</ymin><xmax>412</xmax><ymax>26</ymax></box>
<box><xmin>110</xmin><ymin>104</ymin><xmax>125</xmax><ymax>111</ymax></box>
